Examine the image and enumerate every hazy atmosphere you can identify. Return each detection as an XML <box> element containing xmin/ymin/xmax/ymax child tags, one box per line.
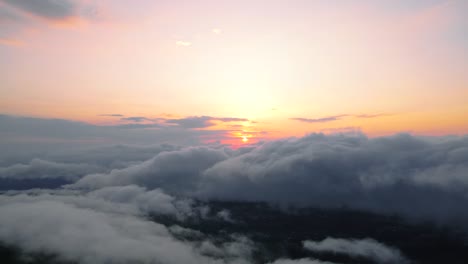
<box><xmin>1</xmin><ymin>1</ymin><xmax>468</xmax><ymax>264</ymax></box>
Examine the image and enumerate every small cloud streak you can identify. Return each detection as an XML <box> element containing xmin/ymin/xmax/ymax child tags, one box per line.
<box><xmin>99</xmin><ymin>114</ymin><xmax>123</xmax><ymax>117</ymax></box>
<box><xmin>291</xmin><ymin>113</ymin><xmax>391</xmax><ymax>123</ymax></box>
<box><xmin>355</xmin><ymin>113</ymin><xmax>391</xmax><ymax>118</ymax></box>
<box><xmin>290</xmin><ymin>115</ymin><xmax>348</xmax><ymax>123</ymax></box>
<box><xmin>166</xmin><ymin>116</ymin><xmax>248</xmax><ymax>129</ymax></box>
<box><xmin>319</xmin><ymin>126</ymin><xmax>360</xmax><ymax>134</ymax></box>
<box><xmin>120</xmin><ymin>116</ymin><xmax>152</xmax><ymax>122</ymax></box>
<box><xmin>176</xmin><ymin>40</ymin><xmax>191</xmax><ymax>47</ymax></box>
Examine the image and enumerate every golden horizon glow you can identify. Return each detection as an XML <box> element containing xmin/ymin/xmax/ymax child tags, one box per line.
<box><xmin>1</xmin><ymin>0</ymin><xmax>467</xmax><ymax>143</ymax></box>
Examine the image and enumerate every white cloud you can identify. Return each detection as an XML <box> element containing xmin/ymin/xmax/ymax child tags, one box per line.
<box><xmin>176</xmin><ymin>40</ymin><xmax>191</xmax><ymax>47</ymax></box>
<box><xmin>0</xmin><ymin>190</ymin><xmax>256</xmax><ymax>264</ymax></box>
<box><xmin>303</xmin><ymin>237</ymin><xmax>408</xmax><ymax>264</ymax></box>
<box><xmin>0</xmin><ymin>199</ymin><xmax>213</xmax><ymax>264</ymax></box>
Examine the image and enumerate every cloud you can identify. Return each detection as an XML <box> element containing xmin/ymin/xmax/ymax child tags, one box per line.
<box><xmin>2</xmin><ymin>0</ymin><xmax>76</xmax><ymax>19</ymax></box>
<box><xmin>108</xmin><ymin>123</ymin><xmax>162</xmax><ymax>129</ymax></box>
<box><xmin>319</xmin><ymin>126</ymin><xmax>360</xmax><ymax>134</ymax></box>
<box><xmin>0</xmin><ymin>0</ymin><xmax>97</xmax><ymax>21</ymax></box>
<box><xmin>0</xmin><ymin>115</ymin><xmax>233</xmax><ymax>158</ymax></box>
<box><xmin>0</xmin><ymin>0</ymin><xmax>100</xmax><ymax>45</ymax></box>
<box><xmin>120</xmin><ymin>116</ymin><xmax>153</xmax><ymax>122</ymax></box>
<box><xmin>1</xmin><ymin>133</ymin><xmax>468</xmax><ymax>263</ymax></box>
<box><xmin>88</xmin><ymin>185</ymin><xmax>197</xmax><ymax>220</ymax></box>
<box><xmin>0</xmin><ymin>158</ymin><xmax>102</xmax><ymax>181</ymax></box>
<box><xmin>0</xmin><ymin>4</ymin><xmax>24</xmax><ymax>22</ymax></box>
<box><xmin>290</xmin><ymin>115</ymin><xmax>348</xmax><ymax>123</ymax></box>
<box><xmin>0</xmin><ymin>197</ymin><xmax>219</xmax><ymax>264</ymax></box>
<box><xmin>200</xmin><ymin>133</ymin><xmax>468</xmax><ymax>226</ymax></box>
<box><xmin>303</xmin><ymin>237</ymin><xmax>408</xmax><ymax>264</ymax></box>
<box><xmin>43</xmin><ymin>143</ymin><xmax>181</xmax><ymax>169</ymax></box>
<box><xmin>2</xmin><ymin>120</ymin><xmax>468</xmax><ymax>229</ymax></box>
<box><xmin>98</xmin><ymin>114</ymin><xmax>124</xmax><ymax>117</ymax></box>
<box><xmin>0</xmin><ymin>187</ymin><xmax>261</xmax><ymax>264</ymax></box>
<box><xmin>268</xmin><ymin>259</ymin><xmax>338</xmax><ymax>264</ymax></box>
<box><xmin>166</xmin><ymin>116</ymin><xmax>248</xmax><ymax>129</ymax></box>
<box><xmin>175</xmin><ymin>40</ymin><xmax>191</xmax><ymax>47</ymax></box>
<box><xmin>166</xmin><ymin>116</ymin><xmax>215</xmax><ymax>128</ymax></box>
<box><xmin>73</xmin><ymin>146</ymin><xmax>230</xmax><ymax>194</ymax></box>
<box><xmin>69</xmin><ymin>132</ymin><xmax>468</xmax><ymax>228</ymax></box>
<box><xmin>290</xmin><ymin>113</ymin><xmax>390</xmax><ymax>124</ymax></box>
<box><xmin>355</xmin><ymin>113</ymin><xmax>390</xmax><ymax>118</ymax></box>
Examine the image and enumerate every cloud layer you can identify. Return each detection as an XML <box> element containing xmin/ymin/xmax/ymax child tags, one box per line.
<box><xmin>68</xmin><ymin>133</ymin><xmax>468</xmax><ymax>227</ymax></box>
<box><xmin>1</xmin><ymin>132</ymin><xmax>468</xmax><ymax>263</ymax></box>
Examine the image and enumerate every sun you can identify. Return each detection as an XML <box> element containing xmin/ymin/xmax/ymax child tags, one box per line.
<box><xmin>242</xmin><ymin>136</ymin><xmax>249</xmax><ymax>143</ymax></box>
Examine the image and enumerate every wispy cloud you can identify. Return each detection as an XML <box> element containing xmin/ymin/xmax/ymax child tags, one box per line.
<box><xmin>290</xmin><ymin>115</ymin><xmax>348</xmax><ymax>123</ymax></box>
<box><xmin>291</xmin><ymin>113</ymin><xmax>391</xmax><ymax>123</ymax></box>
<box><xmin>175</xmin><ymin>40</ymin><xmax>191</xmax><ymax>47</ymax></box>
<box><xmin>98</xmin><ymin>114</ymin><xmax>123</xmax><ymax>117</ymax></box>
<box><xmin>166</xmin><ymin>116</ymin><xmax>248</xmax><ymax>129</ymax></box>
<box><xmin>355</xmin><ymin>113</ymin><xmax>391</xmax><ymax>118</ymax></box>
<box><xmin>120</xmin><ymin>116</ymin><xmax>153</xmax><ymax>122</ymax></box>
<box><xmin>212</xmin><ymin>28</ymin><xmax>222</xmax><ymax>34</ymax></box>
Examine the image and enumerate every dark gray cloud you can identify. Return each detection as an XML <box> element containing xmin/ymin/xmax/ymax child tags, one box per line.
<box><xmin>303</xmin><ymin>237</ymin><xmax>408</xmax><ymax>264</ymax></box>
<box><xmin>166</xmin><ymin>116</ymin><xmax>248</xmax><ymax>129</ymax></box>
<box><xmin>1</xmin><ymin>0</ymin><xmax>77</xmax><ymax>20</ymax></box>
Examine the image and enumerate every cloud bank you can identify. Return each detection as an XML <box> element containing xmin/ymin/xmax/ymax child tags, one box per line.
<box><xmin>69</xmin><ymin>133</ymin><xmax>468</xmax><ymax>227</ymax></box>
<box><xmin>0</xmin><ymin>132</ymin><xmax>467</xmax><ymax>263</ymax></box>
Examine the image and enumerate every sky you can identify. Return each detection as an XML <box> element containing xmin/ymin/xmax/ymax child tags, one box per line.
<box><xmin>2</xmin><ymin>2</ymin><xmax>468</xmax><ymax>263</ymax></box>
<box><xmin>1</xmin><ymin>0</ymin><xmax>468</xmax><ymax>146</ymax></box>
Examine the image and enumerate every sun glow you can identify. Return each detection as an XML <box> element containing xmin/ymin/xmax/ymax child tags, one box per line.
<box><xmin>242</xmin><ymin>136</ymin><xmax>249</xmax><ymax>143</ymax></box>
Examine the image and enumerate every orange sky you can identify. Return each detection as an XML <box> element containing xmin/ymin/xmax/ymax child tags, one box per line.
<box><xmin>1</xmin><ymin>0</ymin><xmax>467</xmax><ymax>145</ymax></box>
